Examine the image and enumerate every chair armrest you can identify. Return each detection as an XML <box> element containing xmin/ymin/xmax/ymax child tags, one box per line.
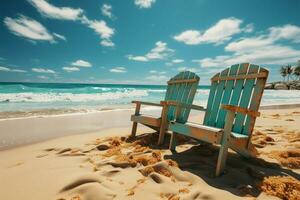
<box><xmin>221</xmin><ymin>104</ymin><xmax>260</xmax><ymax>117</ymax></box>
<box><xmin>132</xmin><ymin>100</ymin><xmax>163</xmax><ymax>107</ymax></box>
<box><xmin>163</xmin><ymin>100</ymin><xmax>206</xmax><ymax>111</ymax></box>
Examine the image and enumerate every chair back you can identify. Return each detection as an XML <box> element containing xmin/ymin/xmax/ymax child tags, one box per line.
<box><xmin>203</xmin><ymin>63</ymin><xmax>268</xmax><ymax>136</ymax></box>
<box><xmin>165</xmin><ymin>71</ymin><xmax>200</xmax><ymax>123</ymax></box>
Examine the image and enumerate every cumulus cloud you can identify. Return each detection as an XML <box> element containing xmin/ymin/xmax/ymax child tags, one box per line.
<box><xmin>149</xmin><ymin>70</ymin><xmax>166</xmax><ymax>74</ymax></box>
<box><xmin>32</xmin><ymin>67</ymin><xmax>56</xmax><ymax>73</ymax></box>
<box><xmin>134</xmin><ymin>0</ymin><xmax>156</xmax><ymax>8</ymax></box>
<box><xmin>268</xmin><ymin>24</ymin><xmax>300</xmax><ymax>43</ymax></box>
<box><xmin>195</xmin><ymin>24</ymin><xmax>300</xmax><ymax>67</ymax></box>
<box><xmin>0</xmin><ymin>66</ymin><xmax>27</xmax><ymax>73</ymax></box>
<box><xmin>4</xmin><ymin>15</ymin><xmax>65</xmax><ymax>43</ymax></box>
<box><xmin>174</xmin><ymin>17</ymin><xmax>251</xmax><ymax>45</ymax></box>
<box><xmin>127</xmin><ymin>41</ymin><xmax>174</xmax><ymax>62</ymax></box>
<box><xmin>101</xmin><ymin>4</ymin><xmax>114</xmax><ymax>19</ymax></box>
<box><xmin>172</xmin><ymin>59</ymin><xmax>184</xmax><ymax>63</ymax></box>
<box><xmin>177</xmin><ymin>66</ymin><xmax>199</xmax><ymax>73</ymax></box>
<box><xmin>27</xmin><ymin>0</ymin><xmax>115</xmax><ymax>46</ymax></box>
<box><xmin>146</xmin><ymin>70</ymin><xmax>167</xmax><ymax>81</ymax></box>
<box><xmin>37</xmin><ymin>75</ymin><xmax>49</xmax><ymax>79</ymax></box>
<box><xmin>146</xmin><ymin>75</ymin><xmax>167</xmax><ymax>81</ymax></box>
<box><xmin>82</xmin><ymin>19</ymin><xmax>115</xmax><ymax>47</ymax></box>
<box><xmin>100</xmin><ymin>39</ymin><xmax>115</xmax><ymax>47</ymax></box>
<box><xmin>28</xmin><ymin>0</ymin><xmax>84</xmax><ymax>20</ymax></box>
<box><xmin>62</xmin><ymin>66</ymin><xmax>80</xmax><ymax>72</ymax></box>
<box><xmin>71</xmin><ymin>60</ymin><xmax>92</xmax><ymax>67</ymax></box>
<box><xmin>110</xmin><ymin>67</ymin><xmax>127</xmax><ymax>73</ymax></box>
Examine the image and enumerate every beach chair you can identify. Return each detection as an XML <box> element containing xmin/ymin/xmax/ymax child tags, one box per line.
<box><xmin>168</xmin><ymin>63</ymin><xmax>269</xmax><ymax>176</ymax></box>
<box><xmin>131</xmin><ymin>71</ymin><xmax>200</xmax><ymax>145</ymax></box>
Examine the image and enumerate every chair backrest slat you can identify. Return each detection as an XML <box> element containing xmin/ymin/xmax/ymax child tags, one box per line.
<box><xmin>215</xmin><ymin>64</ymin><xmax>239</xmax><ymax>128</ymax></box>
<box><xmin>165</xmin><ymin>71</ymin><xmax>199</xmax><ymax>123</ymax></box>
<box><xmin>203</xmin><ymin>63</ymin><xmax>268</xmax><ymax>136</ymax></box>
<box><xmin>181</xmin><ymin>73</ymin><xmax>199</xmax><ymax>121</ymax></box>
<box><xmin>233</xmin><ymin>64</ymin><xmax>259</xmax><ymax>133</ymax></box>
<box><xmin>203</xmin><ymin>75</ymin><xmax>219</xmax><ymax>125</ymax></box>
<box><xmin>205</xmin><ymin>68</ymin><xmax>229</xmax><ymax>126</ymax></box>
<box><xmin>242</xmin><ymin>67</ymin><xmax>269</xmax><ymax>135</ymax></box>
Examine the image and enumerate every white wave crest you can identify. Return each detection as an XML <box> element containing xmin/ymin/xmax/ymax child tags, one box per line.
<box><xmin>0</xmin><ymin>90</ymin><xmax>149</xmax><ymax>103</ymax></box>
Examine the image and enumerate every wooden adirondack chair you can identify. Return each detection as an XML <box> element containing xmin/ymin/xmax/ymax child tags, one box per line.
<box><xmin>168</xmin><ymin>63</ymin><xmax>269</xmax><ymax>176</ymax></box>
<box><xmin>131</xmin><ymin>71</ymin><xmax>200</xmax><ymax>145</ymax></box>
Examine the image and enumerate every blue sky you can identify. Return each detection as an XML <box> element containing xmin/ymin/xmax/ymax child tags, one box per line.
<box><xmin>0</xmin><ymin>0</ymin><xmax>299</xmax><ymax>84</ymax></box>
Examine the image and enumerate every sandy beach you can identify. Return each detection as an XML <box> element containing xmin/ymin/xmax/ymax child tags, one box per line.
<box><xmin>0</xmin><ymin>106</ymin><xmax>299</xmax><ymax>200</ymax></box>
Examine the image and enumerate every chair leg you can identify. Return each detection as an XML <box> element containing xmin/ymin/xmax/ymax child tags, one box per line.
<box><xmin>157</xmin><ymin>123</ymin><xmax>166</xmax><ymax>145</ymax></box>
<box><xmin>216</xmin><ymin>140</ymin><xmax>229</xmax><ymax>176</ymax></box>
<box><xmin>131</xmin><ymin>102</ymin><xmax>141</xmax><ymax>138</ymax></box>
<box><xmin>157</xmin><ymin>104</ymin><xmax>168</xmax><ymax>145</ymax></box>
<box><xmin>215</xmin><ymin>110</ymin><xmax>235</xmax><ymax>176</ymax></box>
<box><xmin>131</xmin><ymin>122</ymin><xmax>138</xmax><ymax>137</ymax></box>
<box><xmin>169</xmin><ymin>132</ymin><xmax>177</xmax><ymax>151</ymax></box>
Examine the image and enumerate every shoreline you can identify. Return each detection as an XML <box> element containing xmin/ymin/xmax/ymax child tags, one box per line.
<box><xmin>1</xmin><ymin>103</ymin><xmax>300</xmax><ymax>151</ymax></box>
<box><xmin>0</xmin><ymin>107</ymin><xmax>162</xmax><ymax>151</ymax></box>
<box><xmin>1</xmin><ymin>102</ymin><xmax>300</xmax><ymax>121</ymax></box>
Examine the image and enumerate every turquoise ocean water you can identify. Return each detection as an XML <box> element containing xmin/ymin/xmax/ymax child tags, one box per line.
<box><xmin>0</xmin><ymin>82</ymin><xmax>300</xmax><ymax>112</ymax></box>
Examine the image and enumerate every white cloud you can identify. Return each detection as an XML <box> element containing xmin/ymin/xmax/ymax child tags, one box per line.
<box><xmin>127</xmin><ymin>41</ymin><xmax>174</xmax><ymax>62</ymax></box>
<box><xmin>197</xmin><ymin>45</ymin><xmax>300</xmax><ymax>68</ymax></box>
<box><xmin>37</xmin><ymin>75</ymin><xmax>49</xmax><ymax>79</ymax></box>
<box><xmin>3</xmin><ymin>15</ymin><xmax>64</xmax><ymax>42</ymax></box>
<box><xmin>146</xmin><ymin>70</ymin><xmax>167</xmax><ymax>81</ymax></box>
<box><xmin>0</xmin><ymin>66</ymin><xmax>27</xmax><ymax>73</ymax></box>
<box><xmin>28</xmin><ymin>0</ymin><xmax>115</xmax><ymax>47</ymax></box>
<box><xmin>127</xmin><ymin>55</ymin><xmax>149</xmax><ymax>62</ymax></box>
<box><xmin>268</xmin><ymin>24</ymin><xmax>300</xmax><ymax>43</ymax></box>
<box><xmin>53</xmin><ymin>33</ymin><xmax>66</xmax><ymax>41</ymax></box>
<box><xmin>63</xmin><ymin>66</ymin><xmax>80</xmax><ymax>72</ymax></box>
<box><xmin>172</xmin><ymin>59</ymin><xmax>184</xmax><ymax>63</ymax></box>
<box><xmin>84</xmin><ymin>19</ymin><xmax>115</xmax><ymax>46</ymax></box>
<box><xmin>100</xmin><ymin>39</ymin><xmax>115</xmax><ymax>47</ymax></box>
<box><xmin>101</xmin><ymin>4</ymin><xmax>113</xmax><ymax>19</ymax></box>
<box><xmin>146</xmin><ymin>75</ymin><xmax>167</xmax><ymax>81</ymax></box>
<box><xmin>177</xmin><ymin>67</ymin><xmax>199</xmax><ymax>73</ymax></box>
<box><xmin>192</xmin><ymin>24</ymin><xmax>300</xmax><ymax>68</ymax></box>
<box><xmin>174</xmin><ymin>17</ymin><xmax>246</xmax><ymax>45</ymax></box>
<box><xmin>28</xmin><ymin>0</ymin><xmax>83</xmax><ymax>20</ymax></box>
<box><xmin>32</xmin><ymin>68</ymin><xmax>56</xmax><ymax>73</ymax></box>
<box><xmin>110</xmin><ymin>67</ymin><xmax>127</xmax><ymax>73</ymax></box>
<box><xmin>149</xmin><ymin>70</ymin><xmax>166</xmax><ymax>74</ymax></box>
<box><xmin>244</xmin><ymin>23</ymin><xmax>254</xmax><ymax>33</ymax></box>
<box><xmin>134</xmin><ymin>0</ymin><xmax>156</xmax><ymax>8</ymax></box>
<box><xmin>71</xmin><ymin>60</ymin><xmax>92</xmax><ymax>67</ymax></box>
<box><xmin>87</xmin><ymin>20</ymin><xmax>114</xmax><ymax>39</ymax></box>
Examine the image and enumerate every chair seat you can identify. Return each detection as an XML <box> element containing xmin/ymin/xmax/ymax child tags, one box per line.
<box><xmin>169</xmin><ymin>122</ymin><xmax>248</xmax><ymax>144</ymax></box>
<box><xmin>131</xmin><ymin>114</ymin><xmax>161</xmax><ymax>127</ymax></box>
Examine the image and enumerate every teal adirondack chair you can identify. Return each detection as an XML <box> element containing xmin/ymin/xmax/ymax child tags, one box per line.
<box><xmin>168</xmin><ymin>63</ymin><xmax>269</xmax><ymax>176</ymax></box>
<box><xmin>131</xmin><ymin>71</ymin><xmax>200</xmax><ymax>145</ymax></box>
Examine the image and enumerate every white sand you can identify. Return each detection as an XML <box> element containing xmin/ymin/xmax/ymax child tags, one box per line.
<box><xmin>0</xmin><ymin>107</ymin><xmax>299</xmax><ymax>200</ymax></box>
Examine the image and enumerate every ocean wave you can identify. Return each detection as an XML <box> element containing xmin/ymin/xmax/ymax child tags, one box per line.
<box><xmin>0</xmin><ymin>90</ymin><xmax>149</xmax><ymax>103</ymax></box>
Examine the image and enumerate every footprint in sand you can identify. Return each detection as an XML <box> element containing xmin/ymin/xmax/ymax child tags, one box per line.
<box><xmin>36</xmin><ymin>153</ymin><xmax>48</xmax><ymax>158</ymax></box>
<box><xmin>285</xmin><ymin>118</ymin><xmax>295</xmax><ymax>121</ymax></box>
<box><xmin>7</xmin><ymin>161</ymin><xmax>24</xmax><ymax>168</ymax></box>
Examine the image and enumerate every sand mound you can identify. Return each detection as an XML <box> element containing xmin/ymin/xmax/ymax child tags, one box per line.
<box><xmin>259</xmin><ymin>176</ymin><xmax>300</xmax><ymax>200</ymax></box>
<box><xmin>267</xmin><ymin>149</ymin><xmax>300</xmax><ymax>169</ymax></box>
<box><xmin>286</xmin><ymin>131</ymin><xmax>300</xmax><ymax>143</ymax></box>
<box><xmin>252</xmin><ymin>131</ymin><xmax>275</xmax><ymax>148</ymax></box>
